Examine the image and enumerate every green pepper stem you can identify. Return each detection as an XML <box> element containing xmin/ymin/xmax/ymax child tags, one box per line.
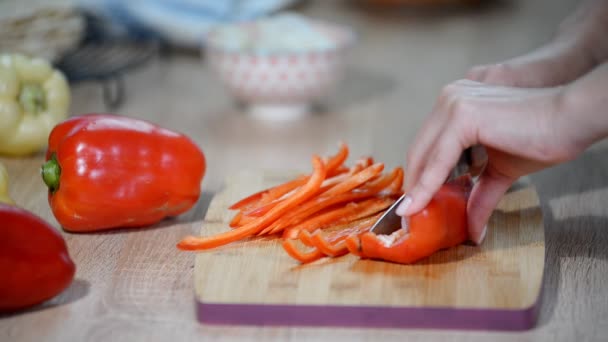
<box><xmin>41</xmin><ymin>155</ymin><xmax>61</xmax><ymax>193</ymax></box>
<box><xmin>19</xmin><ymin>83</ymin><xmax>47</xmax><ymax>115</ymax></box>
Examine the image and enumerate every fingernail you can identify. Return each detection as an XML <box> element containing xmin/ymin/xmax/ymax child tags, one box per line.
<box><xmin>473</xmin><ymin>225</ymin><xmax>487</xmax><ymax>245</ymax></box>
<box><xmin>396</xmin><ymin>195</ymin><xmax>412</xmax><ymax>216</ymax></box>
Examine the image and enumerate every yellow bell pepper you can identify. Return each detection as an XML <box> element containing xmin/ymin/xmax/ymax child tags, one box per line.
<box><xmin>0</xmin><ymin>162</ymin><xmax>13</xmax><ymax>204</ymax></box>
<box><xmin>0</xmin><ymin>54</ymin><xmax>70</xmax><ymax>156</ymax></box>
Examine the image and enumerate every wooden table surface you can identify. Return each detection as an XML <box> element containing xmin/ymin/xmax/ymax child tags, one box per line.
<box><xmin>2</xmin><ymin>0</ymin><xmax>608</xmax><ymax>341</ymax></box>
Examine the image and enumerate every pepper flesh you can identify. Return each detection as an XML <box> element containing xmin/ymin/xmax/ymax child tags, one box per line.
<box><xmin>42</xmin><ymin>114</ymin><xmax>206</xmax><ymax>232</ymax></box>
<box><xmin>0</xmin><ymin>54</ymin><xmax>70</xmax><ymax>156</ymax></box>
<box><xmin>355</xmin><ymin>176</ymin><xmax>472</xmax><ymax>264</ymax></box>
<box><xmin>0</xmin><ymin>203</ymin><xmax>75</xmax><ymax>312</ymax></box>
<box><xmin>0</xmin><ymin>162</ymin><xmax>13</xmax><ymax>204</ymax></box>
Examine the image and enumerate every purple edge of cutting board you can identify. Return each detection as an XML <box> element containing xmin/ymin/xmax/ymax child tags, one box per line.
<box><xmin>195</xmin><ymin>285</ymin><xmax>543</xmax><ymax>331</ymax></box>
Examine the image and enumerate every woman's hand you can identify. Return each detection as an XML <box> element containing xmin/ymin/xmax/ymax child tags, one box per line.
<box><xmin>399</xmin><ymin>0</ymin><xmax>608</xmax><ymax>244</ymax></box>
<box><xmin>398</xmin><ymin>62</ymin><xmax>608</xmax><ymax>244</ymax></box>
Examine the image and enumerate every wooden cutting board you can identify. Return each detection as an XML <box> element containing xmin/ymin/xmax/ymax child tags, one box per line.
<box><xmin>193</xmin><ymin>170</ymin><xmax>545</xmax><ymax>330</ymax></box>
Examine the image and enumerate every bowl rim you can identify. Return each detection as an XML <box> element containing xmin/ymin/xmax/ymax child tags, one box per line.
<box><xmin>203</xmin><ymin>17</ymin><xmax>357</xmax><ymax>58</ymax></box>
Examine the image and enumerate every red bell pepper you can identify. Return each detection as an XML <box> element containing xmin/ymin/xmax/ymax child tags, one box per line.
<box><xmin>0</xmin><ymin>204</ymin><xmax>75</xmax><ymax>312</ymax></box>
<box><xmin>41</xmin><ymin>114</ymin><xmax>206</xmax><ymax>232</ymax></box>
<box><xmin>347</xmin><ymin>176</ymin><xmax>472</xmax><ymax>264</ymax></box>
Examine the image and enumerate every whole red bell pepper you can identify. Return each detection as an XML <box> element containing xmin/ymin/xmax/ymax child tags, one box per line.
<box><xmin>41</xmin><ymin>114</ymin><xmax>206</xmax><ymax>232</ymax></box>
<box><xmin>0</xmin><ymin>203</ymin><xmax>76</xmax><ymax>312</ymax></box>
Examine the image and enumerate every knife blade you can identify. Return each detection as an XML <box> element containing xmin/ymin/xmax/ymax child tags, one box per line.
<box><xmin>370</xmin><ymin>147</ymin><xmax>476</xmax><ymax>235</ymax></box>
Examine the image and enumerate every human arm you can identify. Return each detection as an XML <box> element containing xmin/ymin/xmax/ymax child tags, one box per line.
<box><xmin>398</xmin><ymin>62</ymin><xmax>608</xmax><ymax>244</ymax></box>
<box><xmin>467</xmin><ymin>0</ymin><xmax>608</xmax><ymax>87</ymax></box>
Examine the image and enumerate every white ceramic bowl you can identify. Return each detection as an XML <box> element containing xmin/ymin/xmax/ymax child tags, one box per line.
<box><xmin>205</xmin><ymin>17</ymin><xmax>355</xmax><ymax>120</ymax></box>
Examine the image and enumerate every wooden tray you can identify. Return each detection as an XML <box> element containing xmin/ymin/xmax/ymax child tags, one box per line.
<box><xmin>193</xmin><ymin>170</ymin><xmax>545</xmax><ymax>330</ymax></box>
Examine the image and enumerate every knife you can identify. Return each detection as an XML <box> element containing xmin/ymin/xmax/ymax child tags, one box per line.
<box><xmin>370</xmin><ymin>147</ymin><xmax>478</xmax><ymax>235</ymax></box>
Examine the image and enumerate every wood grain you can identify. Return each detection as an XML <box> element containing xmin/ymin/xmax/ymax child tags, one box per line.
<box><xmin>2</xmin><ymin>0</ymin><xmax>608</xmax><ymax>341</ymax></box>
<box><xmin>193</xmin><ymin>171</ymin><xmax>544</xmax><ymax>329</ymax></box>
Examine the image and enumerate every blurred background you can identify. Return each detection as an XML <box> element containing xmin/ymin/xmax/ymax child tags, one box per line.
<box><xmin>6</xmin><ymin>2</ymin><xmax>608</xmax><ymax>341</ymax></box>
<box><xmin>0</xmin><ymin>0</ymin><xmax>579</xmax><ymax>190</ymax></box>
<box><xmin>0</xmin><ymin>0</ymin><xmax>561</xmax><ymax>113</ymax></box>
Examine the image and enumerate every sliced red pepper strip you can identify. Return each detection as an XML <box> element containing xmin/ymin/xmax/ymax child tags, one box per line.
<box><xmin>361</xmin><ymin>167</ymin><xmax>400</xmax><ymax>193</ymax></box>
<box><xmin>325</xmin><ymin>142</ymin><xmax>350</xmax><ymax>177</ymax></box>
<box><xmin>260</xmin><ymin>191</ymin><xmax>379</xmax><ymax>235</ymax></box>
<box><xmin>229</xmin><ymin>211</ymin><xmax>243</xmax><ymax>228</ymax></box>
<box><xmin>228</xmin><ymin>190</ymin><xmax>265</xmax><ymax>211</ymax></box>
<box><xmin>282</xmin><ymin>226</ymin><xmax>302</xmax><ymax>240</ymax></box>
<box><xmin>320</xmin><ymin>163</ymin><xmax>384</xmax><ymax>197</ymax></box>
<box><xmin>240</xmin><ymin>178</ymin><xmax>307</xmax><ymax>218</ymax></box>
<box><xmin>297</xmin><ymin>230</ymin><xmax>315</xmax><ymax>247</ymax></box>
<box><xmin>330</xmin><ymin>166</ymin><xmax>349</xmax><ymax>175</ymax></box>
<box><xmin>311</xmin><ymin>214</ymin><xmax>379</xmax><ymax>257</ymax></box>
<box><xmin>258</xmin><ymin>165</ymin><xmax>389</xmax><ymax>235</ymax></box>
<box><xmin>278</xmin><ymin>197</ymin><xmax>394</xmax><ymax>239</ymax></box>
<box><xmin>262</xmin><ymin>181</ymin><xmax>393</xmax><ymax>236</ymax></box>
<box><xmin>323</xmin><ymin>213</ymin><xmax>380</xmax><ymax>241</ymax></box>
<box><xmin>380</xmin><ymin>167</ymin><xmax>404</xmax><ymax>196</ymax></box>
<box><xmin>288</xmin><ymin>159</ymin><xmax>368</xmax><ymax>199</ymax></box>
<box><xmin>237</xmin><ymin>144</ymin><xmax>349</xmax><ymax>216</ymax></box>
<box><xmin>229</xmin><ymin>213</ymin><xmax>255</xmax><ymax>229</ymax></box>
<box><xmin>312</xmin><ymin>235</ymin><xmax>348</xmax><ymax>257</ymax></box>
<box><xmin>319</xmin><ymin>164</ymin><xmax>364</xmax><ymax>190</ymax></box>
<box><xmin>229</xmin><ymin>176</ymin><xmax>308</xmax><ymax>211</ymax></box>
<box><xmin>354</xmin><ymin>156</ymin><xmax>374</xmax><ymax>168</ymax></box>
<box><xmin>242</xmin><ymin>181</ymin><xmax>306</xmax><ymax>218</ymax></box>
<box><xmin>253</xmin><ymin>164</ymin><xmax>384</xmax><ymax>230</ymax></box>
<box><xmin>345</xmin><ymin>234</ymin><xmax>364</xmax><ymax>257</ymax></box>
<box><xmin>282</xmin><ymin>239</ymin><xmax>325</xmax><ymax>263</ymax></box>
<box><xmin>228</xmin><ymin>143</ymin><xmax>347</xmax><ymax>211</ymax></box>
<box><xmin>177</xmin><ymin>156</ymin><xmax>327</xmax><ymax>251</ymax></box>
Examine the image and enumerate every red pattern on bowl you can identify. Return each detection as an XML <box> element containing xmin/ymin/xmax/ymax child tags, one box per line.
<box><xmin>205</xmin><ymin>20</ymin><xmax>355</xmax><ymax>111</ymax></box>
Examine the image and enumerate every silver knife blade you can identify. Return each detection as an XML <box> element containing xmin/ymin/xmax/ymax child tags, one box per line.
<box><xmin>369</xmin><ymin>194</ymin><xmax>406</xmax><ymax>235</ymax></box>
<box><xmin>370</xmin><ymin>147</ymin><xmax>475</xmax><ymax>235</ymax></box>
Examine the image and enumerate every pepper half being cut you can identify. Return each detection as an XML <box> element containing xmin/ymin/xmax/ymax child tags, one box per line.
<box><xmin>42</xmin><ymin>114</ymin><xmax>206</xmax><ymax>232</ymax></box>
<box><xmin>351</xmin><ymin>176</ymin><xmax>472</xmax><ymax>264</ymax></box>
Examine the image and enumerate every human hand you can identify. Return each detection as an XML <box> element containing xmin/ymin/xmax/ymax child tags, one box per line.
<box><xmin>397</xmin><ymin>79</ymin><xmax>590</xmax><ymax>244</ymax></box>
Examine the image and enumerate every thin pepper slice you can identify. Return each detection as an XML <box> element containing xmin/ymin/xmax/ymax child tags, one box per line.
<box><xmin>313</xmin><ymin>238</ymin><xmax>349</xmax><ymax>257</ymax></box>
<box><xmin>280</xmin><ymin>167</ymin><xmax>400</xmax><ymax>226</ymax></box>
<box><xmin>380</xmin><ymin>167</ymin><xmax>404</xmax><ymax>195</ymax></box>
<box><xmin>313</xmin><ymin>213</ymin><xmax>379</xmax><ymax>255</ymax></box>
<box><xmin>263</xmin><ymin>185</ymin><xmax>395</xmax><ymax>236</ymax></box>
<box><xmin>177</xmin><ymin>156</ymin><xmax>327</xmax><ymax>250</ymax></box>
<box><xmin>246</xmin><ymin>161</ymin><xmax>368</xmax><ymax>219</ymax></box>
<box><xmin>320</xmin><ymin>163</ymin><xmax>384</xmax><ymax>197</ymax></box>
<box><xmin>230</xmin><ymin>176</ymin><xmax>308</xmax><ymax>211</ymax></box>
<box><xmin>284</xmin><ymin>215</ymin><xmax>380</xmax><ymax>262</ymax></box>
<box><xmin>345</xmin><ymin>234</ymin><xmax>364</xmax><ymax>257</ymax></box>
<box><xmin>228</xmin><ymin>143</ymin><xmax>348</xmax><ymax>211</ymax></box>
<box><xmin>281</xmin><ymin>197</ymin><xmax>394</xmax><ymax>239</ymax></box>
<box><xmin>281</xmin><ymin>239</ymin><xmax>325</xmax><ymax>264</ymax></box>
<box><xmin>297</xmin><ymin>230</ymin><xmax>315</xmax><ymax>247</ymax></box>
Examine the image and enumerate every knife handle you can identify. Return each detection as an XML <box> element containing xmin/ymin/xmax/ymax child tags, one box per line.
<box><xmin>447</xmin><ymin>145</ymin><xmax>487</xmax><ymax>182</ymax></box>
